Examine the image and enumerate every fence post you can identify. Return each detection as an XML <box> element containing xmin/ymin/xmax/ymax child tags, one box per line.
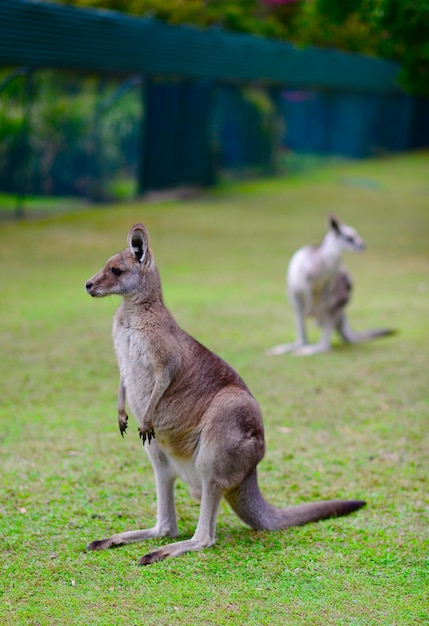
<box><xmin>267</xmin><ymin>86</ymin><xmax>285</xmax><ymax>176</ymax></box>
<box><xmin>137</xmin><ymin>75</ymin><xmax>149</xmax><ymax>194</ymax></box>
<box><xmin>15</xmin><ymin>67</ymin><xmax>34</xmax><ymax>218</ymax></box>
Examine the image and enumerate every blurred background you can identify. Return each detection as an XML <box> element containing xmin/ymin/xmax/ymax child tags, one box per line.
<box><xmin>0</xmin><ymin>0</ymin><xmax>428</xmax><ymax>217</ymax></box>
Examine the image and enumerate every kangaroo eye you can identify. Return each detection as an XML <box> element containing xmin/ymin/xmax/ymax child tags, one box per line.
<box><xmin>111</xmin><ymin>267</ymin><xmax>123</xmax><ymax>277</ymax></box>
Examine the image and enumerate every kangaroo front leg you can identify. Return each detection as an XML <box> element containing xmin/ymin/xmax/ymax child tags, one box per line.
<box><xmin>139</xmin><ymin>481</ymin><xmax>223</xmax><ymax>565</ymax></box>
<box><xmin>87</xmin><ymin>444</ymin><xmax>178</xmax><ymax>551</ymax></box>
<box><xmin>118</xmin><ymin>378</ymin><xmax>128</xmax><ymax>437</ymax></box>
<box><xmin>138</xmin><ymin>381</ymin><xmax>161</xmax><ymax>444</ymax></box>
<box><xmin>138</xmin><ymin>358</ymin><xmax>180</xmax><ymax>444</ymax></box>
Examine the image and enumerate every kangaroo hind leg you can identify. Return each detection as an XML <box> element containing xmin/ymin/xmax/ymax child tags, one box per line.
<box><xmin>87</xmin><ymin>444</ymin><xmax>178</xmax><ymax>551</ymax></box>
<box><xmin>335</xmin><ymin>312</ymin><xmax>355</xmax><ymax>343</ymax></box>
<box><xmin>267</xmin><ymin>295</ymin><xmax>308</xmax><ymax>356</ymax></box>
<box><xmin>138</xmin><ymin>480</ymin><xmax>223</xmax><ymax>565</ymax></box>
<box><xmin>292</xmin><ymin>316</ymin><xmax>333</xmax><ymax>356</ymax></box>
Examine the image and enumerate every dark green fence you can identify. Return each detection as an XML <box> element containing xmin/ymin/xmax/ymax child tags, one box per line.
<box><xmin>0</xmin><ymin>0</ymin><xmax>427</xmax><ymax>210</ymax></box>
<box><xmin>0</xmin><ymin>0</ymin><xmax>400</xmax><ymax>89</ymax></box>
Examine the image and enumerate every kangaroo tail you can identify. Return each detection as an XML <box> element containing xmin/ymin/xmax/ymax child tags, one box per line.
<box><xmin>351</xmin><ymin>328</ymin><xmax>396</xmax><ymax>343</ymax></box>
<box><xmin>224</xmin><ymin>470</ymin><xmax>366</xmax><ymax>531</ymax></box>
<box><xmin>336</xmin><ymin>315</ymin><xmax>396</xmax><ymax>345</ymax></box>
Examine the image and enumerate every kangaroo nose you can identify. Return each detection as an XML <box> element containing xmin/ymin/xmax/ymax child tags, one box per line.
<box><xmin>85</xmin><ymin>281</ymin><xmax>93</xmax><ymax>292</ymax></box>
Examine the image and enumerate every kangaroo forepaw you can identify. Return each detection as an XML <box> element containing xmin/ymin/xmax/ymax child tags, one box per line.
<box><xmin>118</xmin><ymin>411</ymin><xmax>128</xmax><ymax>437</ymax></box>
<box><xmin>138</xmin><ymin>425</ymin><xmax>155</xmax><ymax>445</ymax></box>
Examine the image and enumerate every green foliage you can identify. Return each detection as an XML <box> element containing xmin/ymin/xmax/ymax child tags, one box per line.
<box><xmin>309</xmin><ymin>0</ymin><xmax>429</xmax><ymax>95</ymax></box>
<box><xmin>55</xmin><ymin>0</ymin><xmax>289</xmax><ymax>38</ymax></box>
<box><xmin>1</xmin><ymin>154</ymin><xmax>428</xmax><ymax>624</ymax></box>
<box><xmin>0</xmin><ymin>69</ymin><xmax>141</xmax><ymax>197</ymax></box>
<box><xmin>291</xmin><ymin>4</ymin><xmax>376</xmax><ymax>55</ymax></box>
<box><xmin>375</xmin><ymin>0</ymin><xmax>429</xmax><ymax>95</ymax></box>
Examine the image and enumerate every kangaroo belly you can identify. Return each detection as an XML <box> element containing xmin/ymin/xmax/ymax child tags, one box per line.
<box><xmin>170</xmin><ymin>456</ymin><xmax>202</xmax><ymax>499</ymax></box>
<box><xmin>310</xmin><ymin>271</ymin><xmax>352</xmax><ymax>321</ymax></box>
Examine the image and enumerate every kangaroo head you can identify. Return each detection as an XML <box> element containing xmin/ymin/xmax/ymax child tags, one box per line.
<box><xmin>328</xmin><ymin>214</ymin><xmax>365</xmax><ymax>252</ymax></box>
<box><xmin>85</xmin><ymin>223</ymin><xmax>159</xmax><ymax>299</ymax></box>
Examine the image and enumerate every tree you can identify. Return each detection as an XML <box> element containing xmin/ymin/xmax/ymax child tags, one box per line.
<box><xmin>304</xmin><ymin>0</ymin><xmax>429</xmax><ymax>96</ymax></box>
<box><xmin>53</xmin><ymin>0</ymin><xmax>290</xmax><ymax>39</ymax></box>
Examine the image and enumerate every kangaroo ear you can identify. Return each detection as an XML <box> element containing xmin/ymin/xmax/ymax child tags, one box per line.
<box><xmin>127</xmin><ymin>223</ymin><xmax>149</xmax><ymax>263</ymax></box>
<box><xmin>328</xmin><ymin>214</ymin><xmax>341</xmax><ymax>234</ymax></box>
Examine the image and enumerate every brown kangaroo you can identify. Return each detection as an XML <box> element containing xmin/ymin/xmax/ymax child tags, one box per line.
<box><xmin>85</xmin><ymin>223</ymin><xmax>365</xmax><ymax>565</ymax></box>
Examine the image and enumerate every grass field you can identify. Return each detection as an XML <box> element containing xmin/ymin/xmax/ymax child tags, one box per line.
<box><xmin>1</xmin><ymin>153</ymin><xmax>428</xmax><ymax>625</ymax></box>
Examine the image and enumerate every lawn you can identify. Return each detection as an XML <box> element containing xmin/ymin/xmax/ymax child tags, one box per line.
<box><xmin>0</xmin><ymin>153</ymin><xmax>428</xmax><ymax>625</ymax></box>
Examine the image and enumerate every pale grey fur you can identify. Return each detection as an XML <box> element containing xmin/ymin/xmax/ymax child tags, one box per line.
<box><xmin>267</xmin><ymin>215</ymin><xmax>395</xmax><ymax>356</ymax></box>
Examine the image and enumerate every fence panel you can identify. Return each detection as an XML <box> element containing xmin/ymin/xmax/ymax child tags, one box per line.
<box><xmin>140</xmin><ymin>78</ymin><xmax>215</xmax><ymax>191</ymax></box>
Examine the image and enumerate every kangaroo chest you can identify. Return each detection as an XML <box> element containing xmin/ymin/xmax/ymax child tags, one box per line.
<box><xmin>113</xmin><ymin>320</ymin><xmax>156</xmax><ymax>418</ymax></box>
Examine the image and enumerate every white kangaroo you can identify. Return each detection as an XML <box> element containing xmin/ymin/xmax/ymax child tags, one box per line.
<box><xmin>267</xmin><ymin>215</ymin><xmax>395</xmax><ymax>356</ymax></box>
<box><xmin>85</xmin><ymin>223</ymin><xmax>366</xmax><ymax>565</ymax></box>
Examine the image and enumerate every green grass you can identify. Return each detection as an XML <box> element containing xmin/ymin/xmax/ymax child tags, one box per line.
<box><xmin>0</xmin><ymin>192</ymin><xmax>89</xmax><ymax>218</ymax></box>
<box><xmin>1</xmin><ymin>152</ymin><xmax>428</xmax><ymax>625</ymax></box>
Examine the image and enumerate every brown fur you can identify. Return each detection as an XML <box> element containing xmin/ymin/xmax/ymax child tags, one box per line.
<box><xmin>85</xmin><ymin>223</ymin><xmax>365</xmax><ymax>565</ymax></box>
